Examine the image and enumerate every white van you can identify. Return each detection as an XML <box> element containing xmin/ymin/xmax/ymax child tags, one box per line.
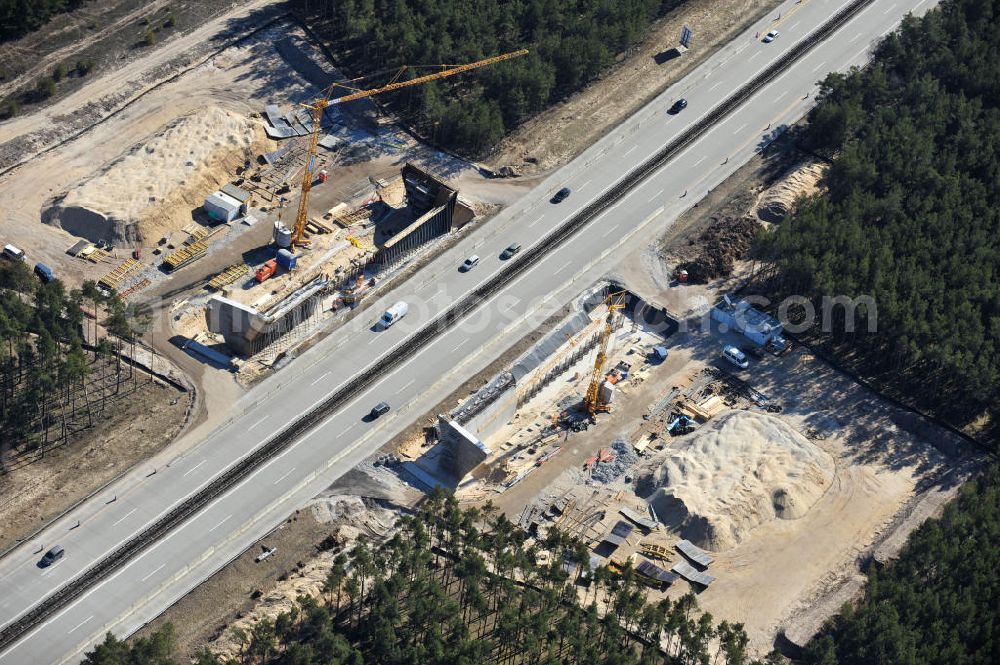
<box><xmin>3</xmin><ymin>244</ymin><xmax>25</xmax><ymax>262</ymax></box>
<box><xmin>722</xmin><ymin>345</ymin><xmax>749</xmax><ymax>369</ymax></box>
<box><xmin>379</xmin><ymin>301</ymin><xmax>409</xmax><ymax>329</ymax></box>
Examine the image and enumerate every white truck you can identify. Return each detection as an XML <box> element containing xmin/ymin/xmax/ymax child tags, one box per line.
<box><xmin>379</xmin><ymin>301</ymin><xmax>409</xmax><ymax>329</ymax></box>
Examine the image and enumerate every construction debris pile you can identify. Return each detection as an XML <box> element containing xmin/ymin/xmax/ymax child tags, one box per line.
<box><xmin>589</xmin><ymin>438</ymin><xmax>639</xmax><ymax>483</ymax></box>
<box><xmin>638</xmin><ymin>410</ymin><xmax>835</xmax><ymax>552</ymax></box>
<box><xmin>675</xmin><ymin>215</ymin><xmax>761</xmax><ymax>284</ymax></box>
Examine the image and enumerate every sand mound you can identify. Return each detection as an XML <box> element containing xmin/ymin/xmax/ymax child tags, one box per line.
<box><xmin>756</xmin><ymin>161</ymin><xmax>826</xmax><ymax>223</ymax></box>
<box><xmin>46</xmin><ymin>106</ymin><xmax>272</xmax><ymax>245</ymax></box>
<box><xmin>641</xmin><ymin>410</ymin><xmax>834</xmax><ymax>552</ymax></box>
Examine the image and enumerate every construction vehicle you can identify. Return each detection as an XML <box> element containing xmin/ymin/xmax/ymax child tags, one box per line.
<box><xmin>584</xmin><ymin>290</ymin><xmax>627</xmax><ymax>418</ymax></box>
<box><xmin>289</xmin><ymin>48</ymin><xmax>529</xmax><ymax>248</ymax></box>
<box><xmin>255</xmin><ymin>259</ymin><xmax>278</xmax><ymax>283</ymax></box>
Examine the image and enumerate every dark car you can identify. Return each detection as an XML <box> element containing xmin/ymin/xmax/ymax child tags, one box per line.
<box><xmin>668</xmin><ymin>98</ymin><xmax>688</xmax><ymax>115</ymax></box>
<box><xmin>370</xmin><ymin>402</ymin><xmax>391</xmax><ymax>419</ymax></box>
<box><xmin>38</xmin><ymin>545</ymin><xmax>64</xmax><ymax>568</ymax></box>
<box><xmin>500</xmin><ymin>242</ymin><xmax>522</xmax><ymax>260</ymax></box>
<box><xmin>551</xmin><ymin>187</ymin><xmax>571</xmax><ymax>203</ymax></box>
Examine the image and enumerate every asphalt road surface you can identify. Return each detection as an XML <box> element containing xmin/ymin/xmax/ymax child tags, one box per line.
<box><xmin>0</xmin><ymin>0</ymin><xmax>937</xmax><ymax>662</ymax></box>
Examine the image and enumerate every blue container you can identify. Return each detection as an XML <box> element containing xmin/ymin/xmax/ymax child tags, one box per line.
<box><xmin>275</xmin><ymin>248</ymin><xmax>297</xmax><ymax>271</ymax></box>
<box><xmin>34</xmin><ymin>262</ymin><xmax>54</xmax><ymax>283</ymax></box>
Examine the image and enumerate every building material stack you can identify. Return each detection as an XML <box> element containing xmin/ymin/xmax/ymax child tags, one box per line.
<box><xmin>163</xmin><ymin>239</ymin><xmax>208</xmax><ymax>271</ymax></box>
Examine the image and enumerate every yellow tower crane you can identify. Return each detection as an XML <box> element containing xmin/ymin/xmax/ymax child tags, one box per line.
<box><xmin>290</xmin><ymin>48</ymin><xmax>530</xmax><ymax>247</ymax></box>
<box><xmin>584</xmin><ymin>290</ymin><xmax>628</xmax><ymax>418</ymax></box>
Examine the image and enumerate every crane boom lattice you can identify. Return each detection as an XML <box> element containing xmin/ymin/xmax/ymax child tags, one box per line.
<box><xmin>290</xmin><ymin>48</ymin><xmax>529</xmax><ymax>248</ymax></box>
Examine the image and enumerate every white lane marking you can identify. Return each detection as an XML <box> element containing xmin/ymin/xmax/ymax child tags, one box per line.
<box><xmin>648</xmin><ymin>188</ymin><xmax>664</xmax><ymax>203</ymax></box>
<box><xmin>554</xmin><ymin>260</ymin><xmax>573</xmax><ymax>275</ymax></box>
<box><xmin>141</xmin><ymin>564</ymin><xmax>165</xmax><ymax>583</ymax></box>
<box><xmin>883</xmin><ymin>3</ymin><xmax>897</xmax><ymax>14</ymax></box>
<box><xmin>527</xmin><ymin>216</ymin><xmax>543</xmax><ymax>228</ymax></box>
<box><xmin>112</xmin><ymin>508</ymin><xmax>137</xmax><ymax>526</ymax></box>
<box><xmin>182</xmin><ymin>459</ymin><xmax>206</xmax><ymax>477</ymax></box>
<box><xmin>209</xmin><ymin>514</ymin><xmax>232</xmax><ymax>532</ymax></box>
<box><xmin>693</xmin><ymin>156</ymin><xmax>707</xmax><ymax>167</ymax></box>
<box><xmin>601</xmin><ymin>224</ymin><xmax>620</xmax><ymax>238</ymax></box>
<box><xmin>748</xmin><ymin>51</ymin><xmax>761</xmax><ymax>61</ymax></box>
<box><xmin>579</xmin><ymin>178</ymin><xmax>593</xmax><ymax>189</ymax></box>
<box><xmin>311</xmin><ymin>371</ymin><xmax>330</xmax><ymax>386</ymax></box>
<box><xmin>367</xmin><ymin>334</ymin><xmax>381</xmax><ymax>345</ymax></box>
<box><xmin>812</xmin><ymin>60</ymin><xmax>827</xmax><ymax>73</ymax></box>
<box><xmin>396</xmin><ymin>379</ymin><xmax>414</xmax><ymax>394</ymax></box>
<box><xmin>775</xmin><ymin>90</ymin><xmax>788</xmax><ymax>101</ymax></box>
<box><xmin>849</xmin><ymin>32</ymin><xmax>861</xmax><ymax>43</ymax></box>
<box><xmin>708</xmin><ymin>81</ymin><xmax>722</xmax><ymax>92</ymax></box>
<box><xmin>273</xmin><ymin>468</ymin><xmax>295</xmax><ymax>485</ymax></box>
<box><xmin>450</xmin><ymin>340</ymin><xmax>466</xmax><ymax>352</ymax></box>
<box><xmin>67</xmin><ymin>615</ymin><xmax>93</xmax><ymax>635</ymax></box>
<box><xmin>623</xmin><ymin>145</ymin><xmax>637</xmax><ymax>157</ymax></box>
<box><xmin>733</xmin><ymin>123</ymin><xmax>747</xmax><ymax>134</ymax></box>
<box><xmin>247</xmin><ymin>416</ymin><xmax>268</xmax><ymax>431</ymax></box>
<box><xmin>789</xmin><ymin>20</ymin><xmax>800</xmax><ymax>31</ymax></box>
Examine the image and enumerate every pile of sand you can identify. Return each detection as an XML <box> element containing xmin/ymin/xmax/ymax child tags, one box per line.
<box><xmin>641</xmin><ymin>410</ymin><xmax>834</xmax><ymax>552</ymax></box>
<box><xmin>46</xmin><ymin>106</ymin><xmax>272</xmax><ymax>245</ymax></box>
<box><xmin>756</xmin><ymin>161</ymin><xmax>827</xmax><ymax>223</ymax></box>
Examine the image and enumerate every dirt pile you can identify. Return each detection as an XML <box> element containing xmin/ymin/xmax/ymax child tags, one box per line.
<box><xmin>640</xmin><ymin>410</ymin><xmax>834</xmax><ymax>552</ymax></box>
<box><xmin>756</xmin><ymin>161</ymin><xmax>826</xmax><ymax>223</ymax></box>
<box><xmin>676</xmin><ymin>215</ymin><xmax>761</xmax><ymax>283</ymax></box>
<box><xmin>45</xmin><ymin>106</ymin><xmax>272</xmax><ymax>245</ymax></box>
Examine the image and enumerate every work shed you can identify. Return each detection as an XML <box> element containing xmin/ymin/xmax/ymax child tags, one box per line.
<box><xmin>596</xmin><ymin>521</ymin><xmax>635</xmax><ymax>557</ymax></box>
<box><xmin>204</xmin><ymin>191</ymin><xmax>244</xmax><ymax>222</ymax></box>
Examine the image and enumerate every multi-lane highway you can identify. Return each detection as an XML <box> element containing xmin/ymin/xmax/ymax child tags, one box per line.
<box><xmin>0</xmin><ymin>0</ymin><xmax>937</xmax><ymax>661</ymax></box>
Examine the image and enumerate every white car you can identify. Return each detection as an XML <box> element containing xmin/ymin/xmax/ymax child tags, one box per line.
<box><xmin>763</xmin><ymin>30</ymin><xmax>779</xmax><ymax>43</ymax></box>
<box><xmin>461</xmin><ymin>255</ymin><xmax>480</xmax><ymax>272</ymax></box>
<box><xmin>722</xmin><ymin>345</ymin><xmax>749</xmax><ymax>369</ymax></box>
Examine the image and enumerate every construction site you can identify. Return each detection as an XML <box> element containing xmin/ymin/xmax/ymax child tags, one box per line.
<box><xmin>0</xmin><ymin>21</ymin><xmax>512</xmax><ymax>382</ymax></box>
<box><xmin>0</xmin><ymin>1</ymin><xmax>982</xmax><ymax>662</ymax></box>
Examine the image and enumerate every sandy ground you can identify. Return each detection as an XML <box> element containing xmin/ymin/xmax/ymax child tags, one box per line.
<box><xmin>0</xmin><ymin>12</ymin><xmax>312</xmax><ymax>283</ymax></box>
<box><xmin>0</xmin><ymin>374</ymin><xmax>191</xmax><ymax>553</ymax></box>
<box><xmin>137</xmin><ymin>465</ymin><xmax>419</xmax><ymax>660</ymax></box>
<box><xmin>642</xmin><ymin>410</ymin><xmax>837</xmax><ymax>552</ymax></box>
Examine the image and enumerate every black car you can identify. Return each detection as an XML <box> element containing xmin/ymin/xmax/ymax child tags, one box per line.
<box><xmin>370</xmin><ymin>402</ymin><xmax>391</xmax><ymax>419</ymax></box>
<box><xmin>551</xmin><ymin>187</ymin><xmax>571</xmax><ymax>203</ymax></box>
<box><xmin>38</xmin><ymin>545</ymin><xmax>64</xmax><ymax>568</ymax></box>
<box><xmin>500</xmin><ymin>242</ymin><xmax>522</xmax><ymax>260</ymax></box>
<box><xmin>667</xmin><ymin>98</ymin><xmax>688</xmax><ymax>115</ymax></box>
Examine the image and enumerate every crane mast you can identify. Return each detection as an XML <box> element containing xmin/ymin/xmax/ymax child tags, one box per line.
<box><xmin>584</xmin><ymin>291</ymin><xmax>627</xmax><ymax>417</ymax></box>
<box><xmin>290</xmin><ymin>48</ymin><xmax>529</xmax><ymax>247</ymax></box>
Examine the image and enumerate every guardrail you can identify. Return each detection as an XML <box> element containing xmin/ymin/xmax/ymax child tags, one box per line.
<box><xmin>0</xmin><ymin>0</ymin><xmax>876</xmax><ymax>652</ymax></box>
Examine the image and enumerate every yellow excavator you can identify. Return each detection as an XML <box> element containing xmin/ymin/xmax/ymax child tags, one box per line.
<box><xmin>290</xmin><ymin>49</ymin><xmax>529</xmax><ymax>248</ymax></box>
